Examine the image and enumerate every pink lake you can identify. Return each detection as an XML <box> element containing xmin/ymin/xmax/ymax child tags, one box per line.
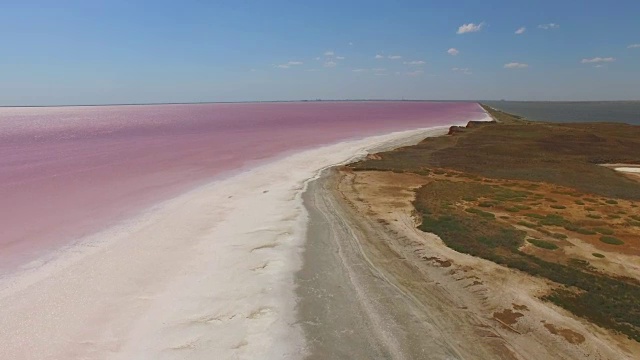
<box><xmin>0</xmin><ymin>101</ymin><xmax>486</xmax><ymax>272</ymax></box>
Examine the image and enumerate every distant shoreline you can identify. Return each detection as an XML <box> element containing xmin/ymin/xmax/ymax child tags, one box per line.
<box><xmin>2</xmin><ymin>99</ymin><xmax>639</xmax><ymax>109</ymax></box>
<box><xmin>0</xmin><ymin>99</ymin><xmax>474</xmax><ymax>108</ymax></box>
<box><xmin>483</xmin><ymin>100</ymin><xmax>640</xmax><ymax>125</ymax></box>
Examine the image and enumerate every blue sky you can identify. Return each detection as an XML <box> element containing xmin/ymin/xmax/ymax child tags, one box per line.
<box><xmin>1</xmin><ymin>0</ymin><xmax>639</xmax><ymax>105</ymax></box>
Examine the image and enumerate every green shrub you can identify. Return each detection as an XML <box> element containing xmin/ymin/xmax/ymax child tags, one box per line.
<box><xmin>593</xmin><ymin>227</ymin><xmax>614</xmax><ymax>235</ymax></box>
<box><xmin>564</xmin><ymin>224</ymin><xmax>596</xmax><ymax>235</ymax></box>
<box><xmin>552</xmin><ymin>232</ymin><xmax>568</xmax><ymax>239</ymax></box>
<box><xmin>577</xmin><ymin>228</ymin><xmax>597</xmax><ymax>235</ymax></box>
<box><xmin>528</xmin><ymin>238</ymin><xmax>559</xmax><ymax>250</ymax></box>
<box><xmin>550</xmin><ymin>204</ymin><xmax>567</xmax><ymax>209</ymax></box>
<box><xmin>587</xmin><ymin>213</ymin><xmax>602</xmax><ymax>219</ymax></box>
<box><xmin>538</xmin><ymin>228</ymin><xmax>552</xmax><ymax>235</ymax></box>
<box><xmin>539</xmin><ymin>214</ymin><xmax>568</xmax><ymax>226</ymax></box>
<box><xmin>592</xmin><ymin>253</ymin><xmax>605</xmax><ymax>258</ymax></box>
<box><xmin>568</xmin><ymin>258</ymin><xmax>591</xmax><ymax>269</ymax></box>
<box><xmin>478</xmin><ymin>201</ymin><xmax>497</xmax><ymax>208</ymax></box>
<box><xmin>605</xmin><ymin>199</ymin><xmax>619</xmax><ymax>205</ymax></box>
<box><xmin>517</xmin><ymin>221</ymin><xmax>539</xmax><ymax>229</ymax></box>
<box><xmin>600</xmin><ymin>236</ymin><xmax>624</xmax><ymax>245</ymax></box>
<box><xmin>465</xmin><ymin>208</ymin><xmax>496</xmax><ymax>219</ymax></box>
<box><xmin>575</xmin><ymin>200</ymin><xmax>585</xmax><ymax>205</ymax></box>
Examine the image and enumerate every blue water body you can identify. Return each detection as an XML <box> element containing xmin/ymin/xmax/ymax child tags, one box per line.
<box><xmin>482</xmin><ymin>101</ymin><xmax>640</xmax><ymax>125</ymax></box>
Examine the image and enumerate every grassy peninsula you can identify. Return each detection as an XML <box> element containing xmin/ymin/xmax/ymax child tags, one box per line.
<box><xmin>348</xmin><ymin>105</ymin><xmax>640</xmax><ymax>341</ymax></box>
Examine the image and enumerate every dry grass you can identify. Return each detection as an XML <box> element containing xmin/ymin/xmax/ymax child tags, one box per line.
<box><xmin>346</xmin><ymin>104</ymin><xmax>640</xmax><ymax>341</ymax></box>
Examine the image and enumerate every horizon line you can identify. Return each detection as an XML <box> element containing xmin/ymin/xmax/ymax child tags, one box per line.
<box><xmin>2</xmin><ymin>98</ymin><xmax>640</xmax><ymax>109</ymax></box>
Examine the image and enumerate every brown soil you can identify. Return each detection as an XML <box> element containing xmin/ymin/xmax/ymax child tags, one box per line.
<box><xmin>493</xmin><ymin>309</ymin><xmax>525</xmax><ymax>326</ymax></box>
<box><xmin>346</xmin><ymin>105</ymin><xmax>640</xmax><ymax>342</ymax></box>
<box><xmin>544</xmin><ymin>323</ymin><xmax>587</xmax><ymax>345</ymax></box>
<box><xmin>332</xmin><ymin>168</ymin><xmax>640</xmax><ymax>359</ymax></box>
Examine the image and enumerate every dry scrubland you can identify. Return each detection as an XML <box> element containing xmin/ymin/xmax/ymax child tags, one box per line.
<box><xmin>348</xmin><ymin>105</ymin><xmax>640</xmax><ymax>345</ymax></box>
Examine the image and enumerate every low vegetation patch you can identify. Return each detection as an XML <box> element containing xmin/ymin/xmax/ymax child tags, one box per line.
<box><xmin>351</xmin><ymin>105</ymin><xmax>640</xmax><ymax>342</ymax></box>
<box><xmin>465</xmin><ymin>207</ymin><xmax>496</xmax><ymax>219</ymax></box>
<box><xmin>478</xmin><ymin>201</ymin><xmax>498</xmax><ymax>208</ymax></box>
<box><xmin>600</xmin><ymin>236</ymin><xmax>624</xmax><ymax>245</ymax></box>
<box><xmin>517</xmin><ymin>221</ymin><xmax>539</xmax><ymax>229</ymax></box>
<box><xmin>528</xmin><ymin>238</ymin><xmax>559</xmax><ymax>250</ymax></box>
<box><xmin>563</xmin><ymin>224</ymin><xmax>596</xmax><ymax>235</ymax></box>
<box><xmin>593</xmin><ymin>227</ymin><xmax>614</xmax><ymax>235</ymax></box>
<box><xmin>551</xmin><ymin>232</ymin><xmax>568</xmax><ymax>240</ymax></box>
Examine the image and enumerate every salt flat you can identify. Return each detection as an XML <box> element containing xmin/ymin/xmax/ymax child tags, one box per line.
<box><xmin>0</xmin><ymin>125</ymin><xmax>459</xmax><ymax>360</ymax></box>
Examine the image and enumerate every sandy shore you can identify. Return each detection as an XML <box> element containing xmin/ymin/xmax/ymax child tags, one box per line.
<box><xmin>299</xmin><ymin>168</ymin><xmax>639</xmax><ymax>359</ymax></box>
<box><xmin>0</xmin><ymin>125</ymin><xmax>457</xmax><ymax>360</ymax></box>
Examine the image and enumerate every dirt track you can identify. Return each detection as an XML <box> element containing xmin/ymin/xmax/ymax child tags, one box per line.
<box><xmin>295</xmin><ymin>169</ymin><xmax>639</xmax><ymax>359</ymax></box>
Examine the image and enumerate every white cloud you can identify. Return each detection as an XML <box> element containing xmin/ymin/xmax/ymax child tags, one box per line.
<box><xmin>324</xmin><ymin>51</ymin><xmax>334</xmax><ymax>56</ymax></box>
<box><xmin>348</xmin><ymin>42</ymin><xmax>353</xmax><ymax>46</ymax></box>
<box><xmin>628</xmin><ymin>44</ymin><xmax>640</xmax><ymax>49</ymax></box>
<box><xmin>452</xmin><ymin>67</ymin><xmax>472</xmax><ymax>75</ymax></box>
<box><xmin>388</xmin><ymin>55</ymin><xmax>402</xmax><ymax>59</ymax></box>
<box><xmin>581</xmin><ymin>57</ymin><xmax>615</xmax><ymax>64</ymax></box>
<box><xmin>457</xmin><ymin>22</ymin><xmax>484</xmax><ymax>34</ymax></box>
<box><xmin>276</xmin><ymin>61</ymin><xmax>303</xmax><ymax>68</ymax></box>
<box><xmin>250</xmin><ymin>68</ymin><xmax>257</xmax><ymax>72</ymax></box>
<box><xmin>374</xmin><ymin>54</ymin><xmax>384</xmax><ymax>59</ymax></box>
<box><xmin>324</xmin><ymin>61</ymin><xmax>337</xmax><ymax>68</ymax></box>
<box><xmin>404</xmin><ymin>60</ymin><xmax>426</xmax><ymax>65</ymax></box>
<box><xmin>538</xmin><ymin>23</ymin><xmax>559</xmax><ymax>30</ymax></box>
<box><xmin>353</xmin><ymin>68</ymin><xmax>386</xmax><ymax>74</ymax></box>
<box><xmin>515</xmin><ymin>27</ymin><xmax>526</xmax><ymax>35</ymax></box>
<box><xmin>447</xmin><ymin>48</ymin><xmax>459</xmax><ymax>56</ymax></box>
<box><xmin>405</xmin><ymin>70</ymin><xmax>424</xmax><ymax>76</ymax></box>
<box><xmin>594</xmin><ymin>64</ymin><xmax>604</xmax><ymax>68</ymax></box>
<box><xmin>336</xmin><ymin>56</ymin><xmax>345</xmax><ymax>60</ymax></box>
<box><xmin>504</xmin><ymin>62</ymin><xmax>529</xmax><ymax>69</ymax></box>
<box><xmin>314</xmin><ymin>57</ymin><xmax>321</xmax><ymax>61</ymax></box>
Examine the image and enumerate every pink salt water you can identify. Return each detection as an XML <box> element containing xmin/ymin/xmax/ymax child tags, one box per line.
<box><xmin>0</xmin><ymin>101</ymin><xmax>485</xmax><ymax>273</ymax></box>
